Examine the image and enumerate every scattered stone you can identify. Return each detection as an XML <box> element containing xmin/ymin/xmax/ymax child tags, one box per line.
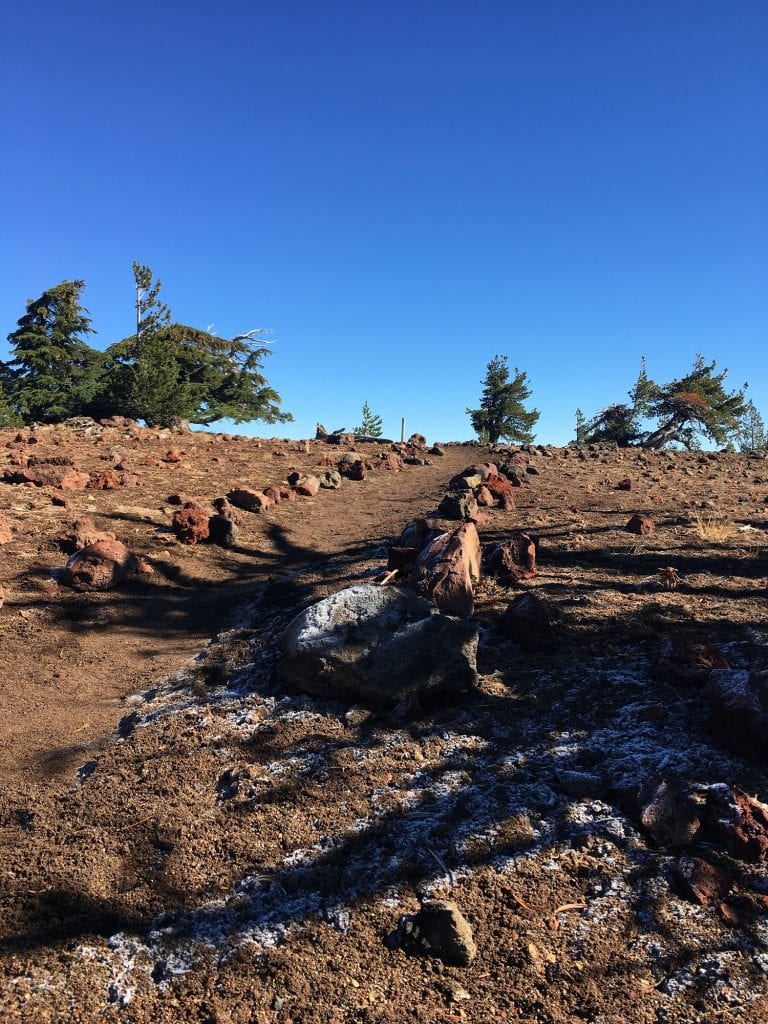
<box><xmin>437</xmin><ymin>492</ymin><xmax>478</xmax><ymax>521</ymax></box>
<box><xmin>674</xmin><ymin>856</ymin><xmax>733</xmax><ymax>906</ymax></box>
<box><xmin>88</xmin><ymin>470</ymin><xmax>121</xmax><ymax>490</ymax></box>
<box><xmin>429</xmin><ymin>445</ymin><xmax>445</xmax><ymax>457</ymax></box>
<box><xmin>166</xmin><ymin>493</ymin><xmax>186</xmax><ymax>505</ymax></box>
<box><xmin>279</xmin><ymin>583</ymin><xmax>478</xmax><ymax>704</ymax></box>
<box><xmin>407</xmin><ymin>433</ymin><xmax>427</xmax><ymax>448</ymax></box>
<box><xmin>208</xmin><ymin>514</ymin><xmax>238</xmax><ymax>548</ymax></box>
<box><xmin>62</xmin><ymin>539</ymin><xmax>139</xmax><ymax>591</ymax></box>
<box><xmin>227</xmin><ymin>486</ymin><xmax>275</xmax><ymax>513</ymax></box>
<box><xmin>616</xmin><ymin>477</ymin><xmax>632</xmax><ymax>490</ymax></box>
<box><xmin>654</xmin><ymin>633</ymin><xmax>730</xmax><ymax>687</ymax></box>
<box><xmin>3</xmin><ymin>464</ymin><xmax>90</xmax><ymax>490</ymax></box>
<box><xmin>164</xmin><ymin>449</ymin><xmax>183</xmax><ymax>463</ymax></box>
<box><xmin>379</xmin><ymin>453</ymin><xmax>404</xmax><ymax>472</ymax></box>
<box><xmin>500</xmin><ymin>592</ymin><xmax>556</xmax><ymax>651</ymax></box>
<box><xmin>293</xmin><ymin>474</ymin><xmax>321</xmax><ymax>497</ymax></box>
<box><xmin>0</xmin><ymin>516</ymin><xmax>14</xmax><ymax>544</ymax></box>
<box><xmin>412</xmin><ymin>523</ymin><xmax>481</xmax><ymax>616</ymax></box>
<box><xmin>635</xmin><ymin>776</ymin><xmax>702</xmax><ymax>848</ymax></box>
<box><xmin>484</xmin><ymin>533</ymin><xmax>538</xmax><ymax>582</ymax></box>
<box><xmin>327</xmin><ymin>432</ymin><xmax>356</xmax><ymax>446</ymax></box>
<box><xmin>706</xmin><ymin>669</ymin><xmax>768</xmax><ymax>764</ymax></box>
<box><xmin>625</xmin><ymin>513</ymin><xmax>654</xmax><ymax>535</ymax></box>
<box><xmin>702</xmin><ymin>785</ymin><xmax>768</xmax><ymax>863</ymax></box>
<box><xmin>58</xmin><ymin>517</ymin><xmax>116</xmax><ymax>553</ymax></box>
<box><xmin>172</xmin><ymin>504</ymin><xmax>210</xmax><ymax>545</ymax></box>
<box><xmin>315</xmin><ymin>423</ymin><xmax>329</xmax><ymax>441</ymax></box>
<box><xmin>403</xmin><ymin>901</ymin><xmax>477</xmax><ymax>966</ymax></box>
<box><xmin>318</xmin><ymin>470</ymin><xmax>342</xmax><ymax>489</ymax></box>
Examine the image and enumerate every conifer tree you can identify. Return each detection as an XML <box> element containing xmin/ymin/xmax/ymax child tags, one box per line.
<box><xmin>355</xmin><ymin>401</ymin><xmax>383</xmax><ymax>438</ymax></box>
<box><xmin>467</xmin><ymin>356</ymin><xmax>539</xmax><ymax>444</ymax></box>
<box><xmin>6</xmin><ymin>280</ymin><xmax>99</xmax><ymax>422</ymax></box>
<box><xmin>737</xmin><ymin>400</ymin><xmax>767</xmax><ymax>453</ymax></box>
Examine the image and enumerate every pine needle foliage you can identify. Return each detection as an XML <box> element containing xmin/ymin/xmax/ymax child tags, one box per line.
<box><xmin>467</xmin><ymin>355</ymin><xmax>539</xmax><ymax>445</ymax></box>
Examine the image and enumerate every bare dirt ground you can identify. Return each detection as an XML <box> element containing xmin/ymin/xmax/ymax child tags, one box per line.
<box><xmin>0</xmin><ymin>421</ymin><xmax>766</xmax><ymax>1024</ymax></box>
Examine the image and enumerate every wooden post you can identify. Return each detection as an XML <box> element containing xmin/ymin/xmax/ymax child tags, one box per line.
<box><xmin>401</xmin><ymin>417</ymin><xmax>405</xmax><ymax>443</ymax></box>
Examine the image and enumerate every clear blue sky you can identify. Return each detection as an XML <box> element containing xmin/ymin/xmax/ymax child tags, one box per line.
<box><xmin>2</xmin><ymin>1</ymin><xmax>766</xmax><ymax>443</ymax></box>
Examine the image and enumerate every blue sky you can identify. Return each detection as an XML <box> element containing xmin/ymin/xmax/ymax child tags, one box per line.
<box><xmin>1</xmin><ymin>1</ymin><xmax>766</xmax><ymax>443</ymax></box>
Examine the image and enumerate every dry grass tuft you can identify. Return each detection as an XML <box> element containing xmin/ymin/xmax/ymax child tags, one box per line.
<box><xmin>691</xmin><ymin>512</ymin><xmax>735</xmax><ymax>542</ymax></box>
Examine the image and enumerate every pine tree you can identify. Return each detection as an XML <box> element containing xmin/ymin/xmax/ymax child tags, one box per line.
<box><xmin>6</xmin><ymin>280</ymin><xmax>99</xmax><ymax>422</ymax></box>
<box><xmin>738</xmin><ymin>400</ymin><xmax>767</xmax><ymax>453</ymax></box>
<box><xmin>642</xmin><ymin>356</ymin><xmax>747</xmax><ymax>449</ymax></box>
<box><xmin>355</xmin><ymin>401</ymin><xmax>383</xmax><ymax>438</ymax></box>
<box><xmin>467</xmin><ymin>356</ymin><xmax>539</xmax><ymax>445</ymax></box>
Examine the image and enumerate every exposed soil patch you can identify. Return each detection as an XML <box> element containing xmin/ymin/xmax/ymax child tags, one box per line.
<box><xmin>1</xmin><ymin>423</ymin><xmax>767</xmax><ymax>1023</ymax></box>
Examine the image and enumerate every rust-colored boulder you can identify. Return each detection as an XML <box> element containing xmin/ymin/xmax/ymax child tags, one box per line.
<box><xmin>625</xmin><ymin>513</ymin><xmax>654</xmax><ymax>535</ymax></box>
<box><xmin>3</xmin><ymin>464</ymin><xmax>90</xmax><ymax>489</ymax></box>
<box><xmin>702</xmin><ymin>786</ymin><xmax>768</xmax><ymax>864</ymax></box>
<box><xmin>164</xmin><ymin>449</ymin><xmax>183</xmax><ymax>463</ymax></box>
<box><xmin>62</xmin><ymin>539</ymin><xmax>138</xmax><ymax>591</ymax></box>
<box><xmin>412</xmin><ymin>522</ymin><xmax>481</xmax><ymax>617</ymax></box>
<box><xmin>262</xmin><ymin>485</ymin><xmax>283</xmax><ymax>503</ymax></box>
<box><xmin>172</xmin><ymin>504</ymin><xmax>210</xmax><ymax>545</ymax></box>
<box><xmin>293</xmin><ymin>474</ymin><xmax>321</xmax><ymax>497</ymax></box>
<box><xmin>227</xmin><ymin>486</ymin><xmax>275</xmax><ymax>513</ymax></box>
<box><xmin>0</xmin><ymin>515</ymin><xmax>13</xmax><ymax>545</ymax></box>
<box><xmin>388</xmin><ymin>519</ymin><xmax>443</xmax><ymax>574</ymax></box>
<box><xmin>58</xmin><ymin>517</ymin><xmax>116</xmax><ymax>554</ymax></box>
<box><xmin>706</xmin><ymin>669</ymin><xmax>768</xmax><ymax>764</ymax></box>
<box><xmin>500</xmin><ymin>593</ymin><xmax>556</xmax><ymax>651</ymax></box>
<box><xmin>654</xmin><ymin>633</ymin><xmax>729</xmax><ymax>687</ymax></box>
<box><xmin>380</xmin><ymin>453</ymin><xmax>404</xmax><ymax>471</ymax></box>
<box><xmin>88</xmin><ymin>470</ymin><xmax>121</xmax><ymax>490</ymax></box>
<box><xmin>674</xmin><ymin>857</ymin><xmax>733</xmax><ymax>906</ymax></box>
<box><xmin>484</xmin><ymin>533</ymin><xmax>538</xmax><ymax>582</ymax></box>
<box><xmin>475</xmin><ymin>485</ymin><xmax>496</xmax><ymax>507</ymax></box>
<box><xmin>616</xmin><ymin>477</ymin><xmax>632</xmax><ymax>491</ymax></box>
<box><xmin>213</xmin><ymin>496</ymin><xmax>243</xmax><ymax>523</ymax></box>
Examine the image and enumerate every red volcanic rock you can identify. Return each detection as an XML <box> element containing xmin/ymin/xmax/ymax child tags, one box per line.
<box><xmin>164</xmin><ymin>449</ymin><xmax>183</xmax><ymax>463</ymax></box>
<box><xmin>278</xmin><ymin>486</ymin><xmax>296</xmax><ymax>502</ymax></box>
<box><xmin>500</xmin><ymin>592</ymin><xmax>556</xmax><ymax>651</ymax></box>
<box><xmin>58</xmin><ymin>517</ymin><xmax>116</xmax><ymax>554</ymax></box>
<box><xmin>654</xmin><ymin>633</ymin><xmax>730</xmax><ymax>687</ymax></box>
<box><xmin>706</xmin><ymin>669</ymin><xmax>768</xmax><ymax>764</ymax></box>
<box><xmin>120</xmin><ymin>472</ymin><xmax>144</xmax><ymax>487</ymax></box>
<box><xmin>62</xmin><ymin>539</ymin><xmax>138</xmax><ymax>591</ymax></box>
<box><xmin>413</xmin><ymin>522</ymin><xmax>481</xmax><ymax>617</ymax></box>
<box><xmin>0</xmin><ymin>515</ymin><xmax>13</xmax><ymax>545</ymax></box>
<box><xmin>143</xmin><ymin>456</ymin><xmax>163</xmax><ymax>467</ymax></box>
<box><xmin>227</xmin><ymin>486</ymin><xmax>275</xmax><ymax>513</ymax></box>
<box><xmin>702</xmin><ymin>785</ymin><xmax>768</xmax><ymax>864</ymax></box>
<box><xmin>674</xmin><ymin>857</ymin><xmax>733</xmax><ymax>906</ymax></box>
<box><xmin>262</xmin><ymin>485</ymin><xmax>283</xmax><ymax>503</ymax></box>
<box><xmin>89</xmin><ymin>470</ymin><xmax>121</xmax><ymax>490</ymax></box>
<box><xmin>407</xmin><ymin>433</ymin><xmax>427</xmax><ymax>448</ymax></box>
<box><xmin>625</xmin><ymin>513</ymin><xmax>654</xmax><ymax>535</ymax></box>
<box><xmin>172</xmin><ymin>504</ymin><xmax>210</xmax><ymax>545</ymax></box>
<box><xmin>484</xmin><ymin>533</ymin><xmax>538</xmax><ymax>582</ymax></box>
<box><xmin>293</xmin><ymin>474</ymin><xmax>321</xmax><ymax>497</ymax></box>
<box><xmin>167</xmin><ymin>493</ymin><xmax>186</xmax><ymax>505</ymax></box>
<box><xmin>379</xmin><ymin>453</ymin><xmax>404</xmax><ymax>472</ymax></box>
<box><xmin>4</xmin><ymin>464</ymin><xmax>90</xmax><ymax>490</ymax></box>
<box><xmin>616</xmin><ymin>477</ymin><xmax>632</xmax><ymax>491</ymax></box>
<box><xmin>212</xmin><ymin>496</ymin><xmax>243</xmax><ymax>523</ymax></box>
<box><xmin>635</xmin><ymin>776</ymin><xmax>702</xmax><ymax>848</ymax></box>
<box><xmin>475</xmin><ymin>485</ymin><xmax>495</xmax><ymax>507</ymax></box>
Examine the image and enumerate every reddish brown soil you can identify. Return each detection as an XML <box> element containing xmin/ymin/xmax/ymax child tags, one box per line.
<box><xmin>0</xmin><ymin>422</ymin><xmax>767</xmax><ymax>1023</ymax></box>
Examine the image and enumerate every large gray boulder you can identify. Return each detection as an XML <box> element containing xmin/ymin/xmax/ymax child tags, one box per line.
<box><xmin>279</xmin><ymin>583</ymin><xmax>478</xmax><ymax>704</ymax></box>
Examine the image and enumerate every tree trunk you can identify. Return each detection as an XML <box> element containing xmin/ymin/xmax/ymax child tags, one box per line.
<box><xmin>642</xmin><ymin>417</ymin><xmax>682</xmax><ymax>448</ymax></box>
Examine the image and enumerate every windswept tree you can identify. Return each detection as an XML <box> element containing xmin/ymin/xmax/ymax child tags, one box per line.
<box><xmin>467</xmin><ymin>355</ymin><xmax>539</xmax><ymax>445</ymax></box>
<box><xmin>102</xmin><ymin>265</ymin><xmax>292</xmax><ymax>427</ymax></box>
<box><xmin>6</xmin><ymin>279</ymin><xmax>100</xmax><ymax>422</ymax></box>
<box><xmin>355</xmin><ymin>401</ymin><xmax>383</xmax><ymax>438</ymax></box>
<box><xmin>642</xmin><ymin>356</ymin><xmax>747</xmax><ymax>449</ymax></box>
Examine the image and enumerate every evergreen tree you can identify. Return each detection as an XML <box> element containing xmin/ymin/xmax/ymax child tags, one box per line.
<box><xmin>102</xmin><ymin>264</ymin><xmax>292</xmax><ymax>427</ymax></box>
<box><xmin>0</xmin><ymin>363</ymin><xmax>21</xmax><ymax>427</ymax></box>
<box><xmin>642</xmin><ymin>356</ymin><xmax>747</xmax><ymax>449</ymax></box>
<box><xmin>355</xmin><ymin>401</ymin><xmax>383</xmax><ymax>438</ymax></box>
<box><xmin>581</xmin><ymin>403</ymin><xmax>641</xmax><ymax>446</ymax></box>
<box><xmin>6</xmin><ymin>280</ymin><xmax>99</xmax><ymax>422</ymax></box>
<box><xmin>737</xmin><ymin>400</ymin><xmax>767</xmax><ymax>453</ymax></box>
<box><xmin>467</xmin><ymin>355</ymin><xmax>539</xmax><ymax>444</ymax></box>
<box><xmin>573</xmin><ymin>408</ymin><xmax>587</xmax><ymax>446</ymax></box>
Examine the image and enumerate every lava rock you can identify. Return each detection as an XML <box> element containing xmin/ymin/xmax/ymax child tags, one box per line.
<box><xmin>404</xmin><ymin>901</ymin><xmax>477</xmax><ymax>966</ymax></box>
<box><xmin>62</xmin><ymin>539</ymin><xmax>139</xmax><ymax>591</ymax></box>
<box><xmin>412</xmin><ymin>522</ymin><xmax>481</xmax><ymax>617</ymax></box>
<box><xmin>279</xmin><ymin>583</ymin><xmax>478</xmax><ymax>704</ymax></box>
